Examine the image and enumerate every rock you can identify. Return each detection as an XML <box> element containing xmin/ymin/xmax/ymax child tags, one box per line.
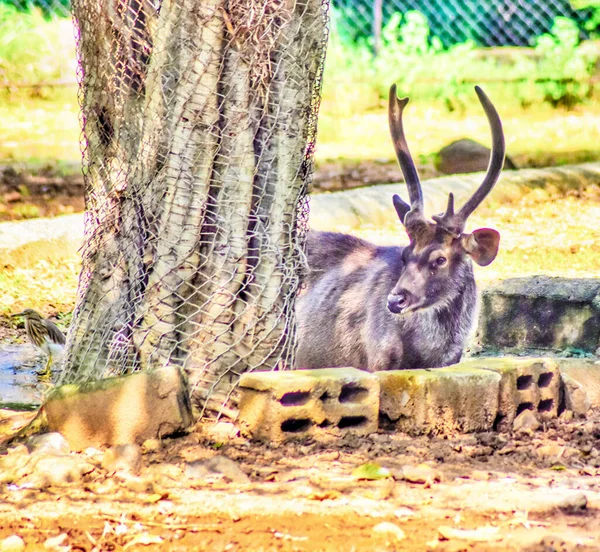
<box><xmin>561</xmin><ymin>374</ymin><xmax>591</xmax><ymax>417</ymax></box>
<box><xmin>556</xmin><ymin>359</ymin><xmax>600</xmax><ymax>410</ymax></box>
<box><xmin>0</xmin><ymin>535</ymin><xmax>25</xmax><ymax>552</ymax></box>
<box><xmin>184</xmin><ymin>455</ymin><xmax>250</xmax><ymax>483</ymax></box>
<box><xmin>26</xmin><ymin>433</ymin><xmax>70</xmax><ymax>456</ymax></box>
<box><xmin>397</xmin><ymin>464</ymin><xmax>441</xmax><ymax>485</ymax></box>
<box><xmin>394</xmin><ymin>507</ymin><xmax>416</xmax><ymax>519</ymax></box>
<box><xmin>43</xmin><ymin>533</ymin><xmax>68</xmax><ymax>550</ymax></box>
<box><xmin>122</xmin><ymin>476</ymin><xmax>157</xmax><ymax>494</ymax></box>
<box><xmin>560</xmin><ymin>410</ymin><xmax>574</xmax><ymax>422</ymax></box>
<box><xmin>513</xmin><ymin>409</ymin><xmax>540</xmax><ymax>433</ymax></box>
<box><xmin>438</xmin><ymin>525</ymin><xmax>502</xmax><ymax>542</ymax></box>
<box><xmin>583</xmin><ymin>421</ymin><xmax>596</xmax><ymax>434</ymax></box>
<box><xmin>470</xmin><ymin>470</ymin><xmax>491</xmax><ymax>481</ymax></box>
<box><xmin>536</xmin><ymin>444</ymin><xmax>565</xmax><ymax>458</ymax></box>
<box><xmin>0</xmin><ymin>447</ymin><xmax>32</xmax><ymax>484</ymax></box>
<box><xmin>24</xmin><ymin>456</ymin><xmax>95</xmax><ymax>488</ymax></box>
<box><xmin>202</xmin><ymin>422</ymin><xmax>239</xmax><ymax>442</ymax></box>
<box><xmin>102</xmin><ymin>444</ymin><xmax>143</xmax><ymax>475</ymax></box>
<box><xmin>141</xmin><ymin>439</ymin><xmax>162</xmax><ymax>453</ymax></box>
<box><xmin>372</xmin><ymin>522</ymin><xmax>406</xmax><ymax>542</ymax></box>
<box><xmin>43</xmin><ymin>366</ymin><xmax>193</xmax><ymax>451</ymax></box>
<box><xmin>558</xmin><ymin>492</ymin><xmax>587</xmax><ymax>513</ymax></box>
<box><xmin>436</xmin><ymin>138</ymin><xmax>517</xmax><ymax>175</ymax></box>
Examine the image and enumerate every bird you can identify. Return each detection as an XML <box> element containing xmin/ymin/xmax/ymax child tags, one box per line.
<box><xmin>11</xmin><ymin>309</ymin><xmax>66</xmax><ymax>376</ymax></box>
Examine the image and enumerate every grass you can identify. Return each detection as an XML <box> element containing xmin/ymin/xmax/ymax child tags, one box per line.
<box><xmin>0</xmin><ymin>237</ymin><xmax>80</xmax><ymax>320</ymax></box>
<box><xmin>1</xmin><ymin>186</ymin><xmax>600</xmax><ymax>333</ymax></box>
<box><xmin>0</xmin><ymin>7</ymin><xmax>600</xmax><ymax>331</ymax></box>
<box><xmin>0</xmin><ymin>6</ymin><xmax>76</xmax><ymax>85</ymax></box>
<box><xmin>351</xmin><ymin>186</ymin><xmax>600</xmax><ymax>284</ymax></box>
<box><xmin>0</xmin><ymin>12</ymin><xmax>598</xmax><ymax>171</ymax></box>
<box><xmin>317</xmin><ymin>97</ymin><xmax>600</xmax><ymax>166</ymax></box>
<box><xmin>0</xmin><ymin>87</ymin><xmax>80</xmax><ymax>165</ymax></box>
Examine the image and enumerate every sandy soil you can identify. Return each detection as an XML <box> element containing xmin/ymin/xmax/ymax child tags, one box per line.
<box><xmin>0</xmin><ymin>410</ymin><xmax>599</xmax><ymax>551</ymax></box>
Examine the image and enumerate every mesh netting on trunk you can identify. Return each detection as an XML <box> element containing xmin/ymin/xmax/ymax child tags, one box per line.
<box><xmin>59</xmin><ymin>0</ymin><xmax>329</xmax><ymax>418</ymax></box>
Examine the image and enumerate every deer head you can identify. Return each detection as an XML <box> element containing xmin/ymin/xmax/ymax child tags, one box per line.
<box><xmin>386</xmin><ymin>85</ymin><xmax>505</xmax><ymax>315</ymax></box>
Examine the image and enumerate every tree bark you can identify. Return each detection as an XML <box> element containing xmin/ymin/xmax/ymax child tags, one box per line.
<box><xmin>62</xmin><ymin>0</ymin><xmax>328</xmax><ymax>418</ymax></box>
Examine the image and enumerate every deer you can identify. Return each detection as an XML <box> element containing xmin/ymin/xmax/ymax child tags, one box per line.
<box><xmin>295</xmin><ymin>85</ymin><xmax>505</xmax><ymax>372</ymax></box>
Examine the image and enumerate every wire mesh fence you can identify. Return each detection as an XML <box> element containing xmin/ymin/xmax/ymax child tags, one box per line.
<box><xmin>332</xmin><ymin>0</ymin><xmax>598</xmax><ymax>48</ymax></box>
<box><xmin>54</xmin><ymin>0</ymin><xmax>328</xmax><ymax>418</ymax></box>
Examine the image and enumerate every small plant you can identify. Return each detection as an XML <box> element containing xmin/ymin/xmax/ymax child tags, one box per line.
<box><xmin>0</xmin><ymin>5</ymin><xmax>76</xmax><ymax>86</ymax></box>
<box><xmin>533</xmin><ymin>17</ymin><xmax>596</xmax><ymax>108</ymax></box>
<box><xmin>321</xmin><ymin>7</ymin><xmax>599</xmax><ymax>115</ymax></box>
<box><xmin>12</xmin><ymin>203</ymin><xmax>40</xmax><ymax>219</ymax></box>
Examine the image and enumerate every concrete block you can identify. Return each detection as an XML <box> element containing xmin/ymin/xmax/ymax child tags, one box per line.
<box><xmin>237</xmin><ymin>368</ymin><xmax>379</xmax><ymax>442</ymax></box>
<box><xmin>479</xmin><ymin>277</ymin><xmax>600</xmax><ymax>354</ymax></box>
<box><xmin>43</xmin><ymin>366</ymin><xmax>193</xmax><ymax>451</ymax></box>
<box><xmin>561</xmin><ymin>374</ymin><xmax>591</xmax><ymax>417</ymax></box>
<box><xmin>556</xmin><ymin>358</ymin><xmax>600</xmax><ymax>409</ymax></box>
<box><xmin>377</xmin><ymin>365</ymin><xmax>501</xmax><ymax>435</ymax></box>
<box><xmin>462</xmin><ymin>357</ymin><xmax>561</xmax><ymax>429</ymax></box>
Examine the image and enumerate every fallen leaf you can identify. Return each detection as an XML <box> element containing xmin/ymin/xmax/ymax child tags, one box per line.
<box><xmin>123</xmin><ymin>534</ymin><xmax>163</xmax><ymax>549</ymax></box>
<box><xmin>438</xmin><ymin>525</ymin><xmax>502</xmax><ymax>542</ymax></box>
<box><xmin>372</xmin><ymin>522</ymin><xmax>406</xmax><ymax>541</ymax></box>
<box><xmin>307</xmin><ymin>490</ymin><xmax>341</xmax><ymax>501</ymax></box>
<box><xmin>144</xmin><ymin>493</ymin><xmax>168</xmax><ymax>504</ymax></box>
<box><xmin>43</xmin><ymin>533</ymin><xmax>69</xmax><ymax>550</ymax></box>
<box><xmin>352</xmin><ymin>463</ymin><xmax>392</xmax><ymax>480</ymax></box>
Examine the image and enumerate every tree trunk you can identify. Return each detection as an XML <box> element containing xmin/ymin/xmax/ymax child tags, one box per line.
<box><xmin>62</xmin><ymin>0</ymin><xmax>328</xmax><ymax>418</ymax></box>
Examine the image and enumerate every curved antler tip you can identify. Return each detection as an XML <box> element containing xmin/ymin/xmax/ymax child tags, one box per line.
<box><xmin>474</xmin><ymin>85</ymin><xmax>490</xmax><ymax>104</ymax></box>
<box><xmin>389</xmin><ymin>84</ymin><xmax>409</xmax><ymax>106</ymax></box>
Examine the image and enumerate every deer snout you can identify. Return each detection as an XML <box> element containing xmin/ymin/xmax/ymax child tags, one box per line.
<box><xmin>387</xmin><ymin>291</ymin><xmax>410</xmax><ymax>314</ymax></box>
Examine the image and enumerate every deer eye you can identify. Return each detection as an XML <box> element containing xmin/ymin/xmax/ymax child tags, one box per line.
<box><xmin>430</xmin><ymin>256</ymin><xmax>447</xmax><ymax>269</ymax></box>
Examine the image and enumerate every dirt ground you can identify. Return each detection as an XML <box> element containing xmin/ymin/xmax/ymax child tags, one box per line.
<box><xmin>2</xmin><ymin>162</ymin><xmax>600</xmax><ymax>550</ymax></box>
<box><xmin>0</xmin><ymin>408</ymin><xmax>599</xmax><ymax>551</ymax></box>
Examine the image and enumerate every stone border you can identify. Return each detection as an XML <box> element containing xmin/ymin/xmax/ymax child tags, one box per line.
<box><xmin>309</xmin><ymin>162</ymin><xmax>600</xmax><ymax>231</ymax></box>
<box><xmin>237</xmin><ymin>357</ymin><xmax>599</xmax><ymax>441</ymax></box>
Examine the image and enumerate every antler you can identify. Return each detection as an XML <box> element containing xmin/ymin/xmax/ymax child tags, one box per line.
<box><xmin>388</xmin><ymin>84</ymin><xmax>425</xmax><ymax>223</ymax></box>
<box><xmin>432</xmin><ymin>86</ymin><xmax>506</xmax><ymax>235</ymax></box>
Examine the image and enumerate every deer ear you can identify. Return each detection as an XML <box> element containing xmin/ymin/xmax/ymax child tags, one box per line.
<box><xmin>392</xmin><ymin>194</ymin><xmax>411</xmax><ymax>224</ymax></box>
<box><xmin>462</xmin><ymin>228</ymin><xmax>500</xmax><ymax>266</ymax></box>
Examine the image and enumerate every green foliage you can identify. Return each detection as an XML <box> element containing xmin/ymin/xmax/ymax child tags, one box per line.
<box><xmin>533</xmin><ymin>17</ymin><xmax>597</xmax><ymax>107</ymax></box>
<box><xmin>0</xmin><ymin>5</ymin><xmax>76</xmax><ymax>85</ymax></box>
<box><xmin>321</xmin><ymin>8</ymin><xmax>599</xmax><ymax>116</ymax></box>
<box><xmin>352</xmin><ymin>462</ymin><xmax>392</xmax><ymax>480</ymax></box>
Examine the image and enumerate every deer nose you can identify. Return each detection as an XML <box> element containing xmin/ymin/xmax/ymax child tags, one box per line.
<box><xmin>387</xmin><ymin>291</ymin><xmax>410</xmax><ymax>314</ymax></box>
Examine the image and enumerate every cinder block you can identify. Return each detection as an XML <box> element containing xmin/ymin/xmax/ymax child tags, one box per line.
<box><xmin>479</xmin><ymin>276</ymin><xmax>600</xmax><ymax>354</ymax></box>
<box><xmin>561</xmin><ymin>374</ymin><xmax>591</xmax><ymax>417</ymax></box>
<box><xmin>237</xmin><ymin>368</ymin><xmax>379</xmax><ymax>442</ymax></box>
<box><xmin>43</xmin><ymin>366</ymin><xmax>193</xmax><ymax>451</ymax></box>
<box><xmin>377</xmin><ymin>365</ymin><xmax>501</xmax><ymax>435</ymax></box>
<box><xmin>462</xmin><ymin>357</ymin><xmax>561</xmax><ymax>429</ymax></box>
<box><xmin>556</xmin><ymin>358</ymin><xmax>600</xmax><ymax>409</ymax></box>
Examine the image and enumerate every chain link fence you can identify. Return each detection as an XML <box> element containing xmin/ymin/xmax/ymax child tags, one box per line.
<box><xmin>54</xmin><ymin>0</ymin><xmax>328</xmax><ymax>419</ymax></box>
<box><xmin>0</xmin><ymin>0</ymin><xmax>597</xmax><ymax>89</ymax></box>
<box><xmin>332</xmin><ymin>0</ymin><xmax>597</xmax><ymax>48</ymax></box>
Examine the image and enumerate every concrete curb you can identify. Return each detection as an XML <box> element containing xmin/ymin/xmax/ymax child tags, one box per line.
<box><xmin>237</xmin><ymin>356</ymin><xmax>598</xmax><ymax>441</ymax></box>
<box><xmin>2</xmin><ymin>163</ymin><xmax>599</xmax><ymax>252</ymax></box>
<box><xmin>309</xmin><ymin>162</ymin><xmax>600</xmax><ymax>231</ymax></box>
<box><xmin>238</xmin><ymin>368</ymin><xmax>379</xmax><ymax>443</ymax></box>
